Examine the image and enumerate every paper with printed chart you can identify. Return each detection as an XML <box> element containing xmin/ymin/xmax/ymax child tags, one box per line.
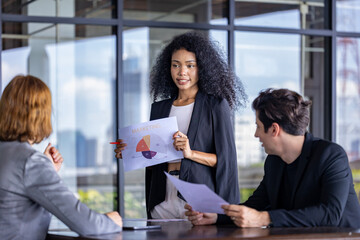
<box><xmin>119</xmin><ymin>117</ymin><xmax>183</xmax><ymax>171</ymax></box>
<box><xmin>164</xmin><ymin>172</ymin><xmax>229</xmax><ymax>214</ymax></box>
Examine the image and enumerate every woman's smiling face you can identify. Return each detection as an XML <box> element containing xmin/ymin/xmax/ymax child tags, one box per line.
<box><xmin>171</xmin><ymin>48</ymin><xmax>199</xmax><ymax>92</ymax></box>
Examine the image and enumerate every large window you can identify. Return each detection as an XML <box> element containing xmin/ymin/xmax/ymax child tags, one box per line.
<box><xmin>336</xmin><ymin>37</ymin><xmax>360</xmax><ymax>196</ymax></box>
<box><xmin>2</xmin><ymin>22</ymin><xmax>117</xmax><ymax>226</ymax></box>
<box><xmin>234</xmin><ymin>32</ymin><xmax>325</xmax><ymax>201</ymax></box>
<box><xmin>2</xmin><ymin>0</ymin><xmax>115</xmax><ymax>18</ymax></box>
<box><xmin>235</xmin><ymin>0</ymin><xmax>326</xmax><ymax>29</ymax></box>
<box><xmin>336</xmin><ymin>0</ymin><xmax>360</xmax><ymax>32</ymax></box>
<box><xmin>123</xmin><ymin>0</ymin><xmax>228</xmax><ymax>24</ymax></box>
<box><xmin>336</xmin><ymin>0</ymin><xmax>360</xmax><ymax>199</ymax></box>
<box><xmin>1</xmin><ymin>0</ymin><xmax>359</xmax><ymax>221</ymax></box>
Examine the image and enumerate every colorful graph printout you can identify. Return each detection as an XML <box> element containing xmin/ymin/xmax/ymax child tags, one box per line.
<box><xmin>136</xmin><ymin>134</ymin><xmax>167</xmax><ymax>159</ymax></box>
<box><xmin>118</xmin><ymin>117</ymin><xmax>183</xmax><ymax>171</ymax></box>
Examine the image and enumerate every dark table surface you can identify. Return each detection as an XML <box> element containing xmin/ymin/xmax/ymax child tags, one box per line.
<box><xmin>46</xmin><ymin>220</ymin><xmax>360</xmax><ymax>240</ymax></box>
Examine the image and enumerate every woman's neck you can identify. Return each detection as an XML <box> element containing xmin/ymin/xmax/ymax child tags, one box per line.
<box><xmin>174</xmin><ymin>89</ymin><xmax>198</xmax><ymax>106</ymax></box>
<box><xmin>177</xmin><ymin>87</ymin><xmax>198</xmax><ymax>100</ymax></box>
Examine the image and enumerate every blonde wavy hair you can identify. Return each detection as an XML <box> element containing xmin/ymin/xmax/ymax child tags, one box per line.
<box><xmin>0</xmin><ymin>75</ymin><xmax>52</xmax><ymax>143</ymax></box>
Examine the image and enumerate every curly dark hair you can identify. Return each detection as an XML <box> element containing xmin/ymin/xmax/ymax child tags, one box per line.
<box><xmin>252</xmin><ymin>88</ymin><xmax>312</xmax><ymax>135</ymax></box>
<box><xmin>150</xmin><ymin>31</ymin><xmax>246</xmax><ymax>110</ymax></box>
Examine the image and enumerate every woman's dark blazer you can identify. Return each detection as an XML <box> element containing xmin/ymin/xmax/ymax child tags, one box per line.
<box><xmin>145</xmin><ymin>91</ymin><xmax>240</xmax><ymax>218</ymax></box>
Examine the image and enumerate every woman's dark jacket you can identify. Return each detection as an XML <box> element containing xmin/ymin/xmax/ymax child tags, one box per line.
<box><xmin>146</xmin><ymin>91</ymin><xmax>240</xmax><ymax>218</ymax></box>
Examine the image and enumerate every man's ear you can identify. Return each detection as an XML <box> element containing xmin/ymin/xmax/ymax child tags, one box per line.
<box><xmin>271</xmin><ymin>123</ymin><xmax>281</xmax><ymax>137</ymax></box>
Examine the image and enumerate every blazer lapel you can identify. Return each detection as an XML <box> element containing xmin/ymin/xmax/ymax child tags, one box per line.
<box><xmin>186</xmin><ymin>91</ymin><xmax>205</xmax><ymax>148</ymax></box>
<box><xmin>161</xmin><ymin>97</ymin><xmax>175</xmax><ymax>119</ymax></box>
<box><xmin>178</xmin><ymin>91</ymin><xmax>205</xmax><ymax>182</ymax></box>
<box><xmin>289</xmin><ymin>132</ymin><xmax>313</xmax><ymax>207</ymax></box>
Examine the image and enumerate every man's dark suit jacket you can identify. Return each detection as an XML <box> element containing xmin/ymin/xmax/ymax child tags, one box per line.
<box><xmin>146</xmin><ymin>91</ymin><xmax>240</xmax><ymax>218</ymax></box>
<box><xmin>218</xmin><ymin>132</ymin><xmax>360</xmax><ymax>228</ymax></box>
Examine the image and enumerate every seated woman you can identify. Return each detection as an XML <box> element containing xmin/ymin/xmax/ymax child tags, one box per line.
<box><xmin>0</xmin><ymin>75</ymin><xmax>122</xmax><ymax>240</ymax></box>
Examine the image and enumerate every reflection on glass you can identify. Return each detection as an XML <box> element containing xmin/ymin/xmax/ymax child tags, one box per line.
<box><xmin>336</xmin><ymin>37</ymin><xmax>360</xmax><ymax>198</ymax></box>
<box><xmin>337</xmin><ymin>0</ymin><xmax>360</xmax><ymax>32</ymax></box>
<box><xmin>235</xmin><ymin>32</ymin><xmax>302</xmax><ymax>201</ymax></box>
<box><xmin>2</xmin><ymin>0</ymin><xmax>115</xmax><ymax>18</ymax></box>
<box><xmin>2</xmin><ymin>22</ymin><xmax>116</xmax><ymax>227</ymax></box>
<box><xmin>235</xmin><ymin>0</ymin><xmax>325</xmax><ymax>29</ymax></box>
<box><xmin>123</xmin><ymin>0</ymin><xmax>228</xmax><ymax>24</ymax></box>
<box><xmin>122</xmin><ymin>28</ymin><xmax>227</xmax><ymax>218</ymax></box>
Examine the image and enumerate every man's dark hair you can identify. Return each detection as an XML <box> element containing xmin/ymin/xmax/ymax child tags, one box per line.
<box><xmin>252</xmin><ymin>88</ymin><xmax>312</xmax><ymax>135</ymax></box>
<box><xmin>150</xmin><ymin>31</ymin><xmax>246</xmax><ymax>110</ymax></box>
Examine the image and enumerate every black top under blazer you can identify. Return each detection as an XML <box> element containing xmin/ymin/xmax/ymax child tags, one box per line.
<box><xmin>146</xmin><ymin>91</ymin><xmax>240</xmax><ymax>218</ymax></box>
<box><xmin>218</xmin><ymin>132</ymin><xmax>360</xmax><ymax>228</ymax></box>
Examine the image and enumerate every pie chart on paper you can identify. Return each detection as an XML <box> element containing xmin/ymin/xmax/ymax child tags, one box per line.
<box><xmin>136</xmin><ymin>134</ymin><xmax>167</xmax><ymax>159</ymax></box>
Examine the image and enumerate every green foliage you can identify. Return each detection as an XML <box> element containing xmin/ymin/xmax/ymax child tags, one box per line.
<box><xmin>124</xmin><ymin>191</ymin><xmax>146</xmax><ymax>218</ymax></box>
<box><xmin>249</xmin><ymin>162</ymin><xmax>265</xmax><ymax>168</ymax></box>
<box><xmin>352</xmin><ymin>169</ymin><xmax>360</xmax><ymax>201</ymax></box>
<box><xmin>78</xmin><ymin>189</ymin><xmax>146</xmax><ymax>218</ymax></box>
<box><xmin>352</xmin><ymin>168</ymin><xmax>360</xmax><ymax>180</ymax></box>
<box><xmin>78</xmin><ymin>189</ymin><xmax>114</xmax><ymax>213</ymax></box>
<box><xmin>240</xmin><ymin>188</ymin><xmax>256</xmax><ymax>203</ymax></box>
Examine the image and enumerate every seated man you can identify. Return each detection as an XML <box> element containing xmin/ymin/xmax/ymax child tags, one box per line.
<box><xmin>185</xmin><ymin>88</ymin><xmax>360</xmax><ymax>228</ymax></box>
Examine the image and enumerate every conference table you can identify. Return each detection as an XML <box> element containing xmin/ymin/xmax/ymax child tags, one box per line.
<box><xmin>46</xmin><ymin>219</ymin><xmax>360</xmax><ymax>240</ymax></box>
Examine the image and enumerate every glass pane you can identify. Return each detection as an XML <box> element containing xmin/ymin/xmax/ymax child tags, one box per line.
<box><xmin>2</xmin><ymin>22</ymin><xmax>116</xmax><ymax>227</ymax></box>
<box><xmin>122</xmin><ymin>28</ymin><xmax>228</xmax><ymax>218</ymax></box>
<box><xmin>304</xmin><ymin>35</ymin><xmax>326</xmax><ymax>138</ymax></box>
<box><xmin>235</xmin><ymin>0</ymin><xmax>326</xmax><ymax>29</ymax></box>
<box><xmin>235</xmin><ymin>32</ymin><xmax>325</xmax><ymax>202</ymax></box>
<box><xmin>336</xmin><ymin>37</ymin><xmax>360</xmax><ymax>199</ymax></box>
<box><xmin>2</xmin><ymin>0</ymin><xmax>115</xmax><ymax>18</ymax></box>
<box><xmin>337</xmin><ymin>0</ymin><xmax>360</xmax><ymax>32</ymax></box>
<box><xmin>124</xmin><ymin>0</ymin><xmax>228</xmax><ymax>25</ymax></box>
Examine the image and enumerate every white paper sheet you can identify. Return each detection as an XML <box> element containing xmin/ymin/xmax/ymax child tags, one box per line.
<box><xmin>119</xmin><ymin>117</ymin><xmax>183</xmax><ymax>171</ymax></box>
<box><xmin>164</xmin><ymin>172</ymin><xmax>229</xmax><ymax>214</ymax></box>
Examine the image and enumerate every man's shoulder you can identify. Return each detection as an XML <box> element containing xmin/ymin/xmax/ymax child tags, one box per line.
<box><xmin>310</xmin><ymin>136</ymin><xmax>345</xmax><ymax>154</ymax></box>
<box><xmin>307</xmin><ymin>136</ymin><xmax>348</xmax><ymax>167</ymax></box>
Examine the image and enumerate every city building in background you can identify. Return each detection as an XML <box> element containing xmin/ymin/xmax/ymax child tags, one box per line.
<box><xmin>1</xmin><ymin>0</ymin><xmax>360</xmax><ymax>221</ymax></box>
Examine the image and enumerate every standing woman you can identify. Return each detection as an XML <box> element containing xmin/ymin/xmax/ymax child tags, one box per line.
<box><xmin>0</xmin><ymin>75</ymin><xmax>122</xmax><ymax>240</ymax></box>
<box><xmin>115</xmin><ymin>32</ymin><xmax>246</xmax><ymax>219</ymax></box>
